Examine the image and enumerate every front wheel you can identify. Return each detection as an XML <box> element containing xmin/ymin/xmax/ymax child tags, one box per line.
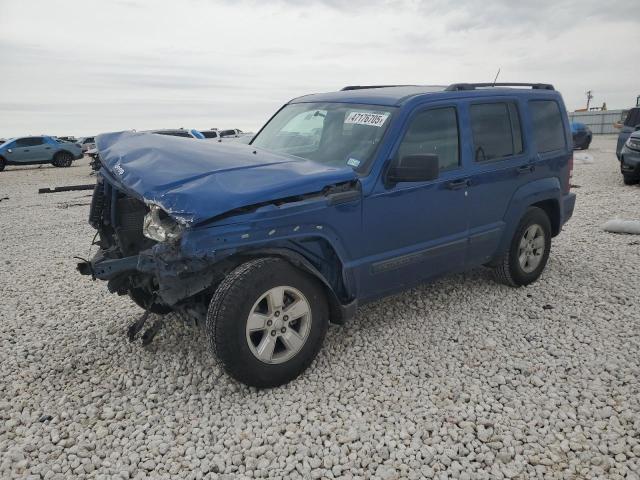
<box><xmin>52</xmin><ymin>151</ymin><xmax>73</xmax><ymax>167</ymax></box>
<box><xmin>0</xmin><ymin>157</ymin><xmax>5</xmax><ymax>172</ymax></box>
<box><xmin>206</xmin><ymin>257</ymin><xmax>329</xmax><ymax>388</ymax></box>
<box><xmin>492</xmin><ymin>207</ymin><xmax>552</xmax><ymax>287</ymax></box>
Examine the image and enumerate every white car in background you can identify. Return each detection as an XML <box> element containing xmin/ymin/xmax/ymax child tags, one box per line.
<box><xmin>77</xmin><ymin>136</ymin><xmax>96</xmax><ymax>152</ymax></box>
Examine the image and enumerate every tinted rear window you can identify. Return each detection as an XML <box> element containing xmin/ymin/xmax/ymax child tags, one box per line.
<box><xmin>529</xmin><ymin>100</ymin><xmax>566</xmax><ymax>153</ymax></box>
<box><xmin>470</xmin><ymin>102</ymin><xmax>523</xmax><ymax>162</ymax></box>
<box><xmin>201</xmin><ymin>131</ymin><xmax>218</xmax><ymax>138</ymax></box>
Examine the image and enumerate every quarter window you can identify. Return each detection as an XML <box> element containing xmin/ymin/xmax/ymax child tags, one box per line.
<box><xmin>529</xmin><ymin>100</ymin><xmax>566</xmax><ymax>153</ymax></box>
<box><xmin>470</xmin><ymin>102</ymin><xmax>523</xmax><ymax>162</ymax></box>
<box><xmin>397</xmin><ymin>107</ymin><xmax>460</xmax><ymax>172</ymax></box>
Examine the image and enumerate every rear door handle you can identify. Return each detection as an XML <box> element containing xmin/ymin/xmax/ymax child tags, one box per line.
<box><xmin>446</xmin><ymin>179</ymin><xmax>471</xmax><ymax>190</ymax></box>
<box><xmin>517</xmin><ymin>164</ymin><xmax>534</xmax><ymax>175</ymax></box>
<box><xmin>45</xmin><ymin>147</ymin><xmax>51</xmax><ymax>150</ymax></box>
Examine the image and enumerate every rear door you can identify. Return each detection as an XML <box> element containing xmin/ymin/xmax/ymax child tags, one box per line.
<box><xmin>617</xmin><ymin>108</ymin><xmax>640</xmax><ymax>158</ymax></box>
<box><xmin>464</xmin><ymin>98</ymin><xmax>531</xmax><ymax>265</ymax></box>
<box><xmin>359</xmin><ymin>103</ymin><xmax>470</xmax><ymax>299</ymax></box>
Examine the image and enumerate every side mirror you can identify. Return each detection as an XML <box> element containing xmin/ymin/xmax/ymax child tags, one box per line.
<box><xmin>387</xmin><ymin>154</ymin><xmax>439</xmax><ymax>184</ymax></box>
<box><xmin>634</xmin><ymin>124</ymin><xmax>640</xmax><ymax>131</ymax></box>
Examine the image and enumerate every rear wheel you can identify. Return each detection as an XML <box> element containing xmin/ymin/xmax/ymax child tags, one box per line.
<box><xmin>52</xmin><ymin>151</ymin><xmax>73</xmax><ymax>167</ymax></box>
<box><xmin>207</xmin><ymin>257</ymin><xmax>329</xmax><ymax>388</ymax></box>
<box><xmin>492</xmin><ymin>207</ymin><xmax>552</xmax><ymax>287</ymax></box>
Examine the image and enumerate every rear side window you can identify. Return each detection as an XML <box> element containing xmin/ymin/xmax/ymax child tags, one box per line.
<box><xmin>529</xmin><ymin>100</ymin><xmax>566</xmax><ymax>153</ymax></box>
<box><xmin>470</xmin><ymin>102</ymin><xmax>523</xmax><ymax>162</ymax></box>
<box><xmin>624</xmin><ymin>108</ymin><xmax>640</xmax><ymax>127</ymax></box>
<box><xmin>397</xmin><ymin>107</ymin><xmax>459</xmax><ymax>171</ymax></box>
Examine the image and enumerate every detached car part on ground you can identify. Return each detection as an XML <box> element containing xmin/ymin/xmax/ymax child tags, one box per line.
<box><xmin>79</xmin><ymin>82</ymin><xmax>576</xmax><ymax>388</ymax></box>
<box><xmin>0</xmin><ymin>135</ymin><xmax>83</xmax><ymax>171</ymax></box>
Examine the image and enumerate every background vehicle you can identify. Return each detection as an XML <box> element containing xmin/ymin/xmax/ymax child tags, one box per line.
<box><xmin>619</xmin><ymin>131</ymin><xmax>640</xmax><ymax>185</ymax></box>
<box><xmin>80</xmin><ymin>83</ymin><xmax>575</xmax><ymax>388</ymax></box>
<box><xmin>148</xmin><ymin>128</ymin><xmax>205</xmax><ymax>139</ymax></box>
<box><xmin>571</xmin><ymin>122</ymin><xmax>592</xmax><ymax>149</ymax></box>
<box><xmin>56</xmin><ymin>136</ymin><xmax>78</xmax><ymax>143</ymax></box>
<box><xmin>77</xmin><ymin>136</ymin><xmax>96</xmax><ymax>152</ymax></box>
<box><xmin>616</xmin><ymin>107</ymin><xmax>640</xmax><ymax>159</ymax></box>
<box><xmin>0</xmin><ymin>135</ymin><xmax>83</xmax><ymax>171</ymax></box>
<box><xmin>219</xmin><ymin>128</ymin><xmax>244</xmax><ymax>138</ymax></box>
<box><xmin>199</xmin><ymin>129</ymin><xmax>220</xmax><ymax>139</ymax></box>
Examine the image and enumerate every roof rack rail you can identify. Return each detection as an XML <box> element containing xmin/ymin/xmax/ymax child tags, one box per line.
<box><xmin>341</xmin><ymin>85</ymin><xmax>416</xmax><ymax>91</ymax></box>
<box><xmin>445</xmin><ymin>82</ymin><xmax>555</xmax><ymax>91</ymax></box>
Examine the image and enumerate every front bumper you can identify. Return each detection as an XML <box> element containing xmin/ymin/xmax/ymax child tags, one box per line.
<box><xmin>620</xmin><ymin>148</ymin><xmax>640</xmax><ymax>179</ymax></box>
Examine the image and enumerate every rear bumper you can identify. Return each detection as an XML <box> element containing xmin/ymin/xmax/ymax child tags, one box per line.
<box><xmin>75</xmin><ymin>152</ymin><xmax>84</xmax><ymax>160</ymax></box>
<box><xmin>561</xmin><ymin>192</ymin><xmax>576</xmax><ymax>225</ymax></box>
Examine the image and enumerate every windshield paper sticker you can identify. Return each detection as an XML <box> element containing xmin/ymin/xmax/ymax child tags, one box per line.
<box><xmin>345</xmin><ymin>111</ymin><xmax>389</xmax><ymax>128</ymax></box>
<box><xmin>347</xmin><ymin>157</ymin><xmax>361</xmax><ymax>167</ymax></box>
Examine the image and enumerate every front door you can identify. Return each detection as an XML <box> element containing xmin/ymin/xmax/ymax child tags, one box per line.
<box><xmin>358</xmin><ymin>104</ymin><xmax>470</xmax><ymax>300</ymax></box>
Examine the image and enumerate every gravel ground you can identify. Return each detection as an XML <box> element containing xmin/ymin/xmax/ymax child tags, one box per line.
<box><xmin>1</xmin><ymin>135</ymin><xmax>639</xmax><ymax>480</ymax></box>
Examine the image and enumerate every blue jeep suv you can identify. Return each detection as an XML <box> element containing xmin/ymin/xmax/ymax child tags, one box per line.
<box><xmin>79</xmin><ymin>82</ymin><xmax>576</xmax><ymax>387</ymax></box>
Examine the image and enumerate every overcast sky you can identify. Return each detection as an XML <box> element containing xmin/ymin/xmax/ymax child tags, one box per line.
<box><xmin>0</xmin><ymin>0</ymin><xmax>638</xmax><ymax>137</ymax></box>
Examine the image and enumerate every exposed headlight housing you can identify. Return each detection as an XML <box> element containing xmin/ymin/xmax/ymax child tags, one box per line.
<box><xmin>143</xmin><ymin>205</ymin><xmax>183</xmax><ymax>242</ymax></box>
<box><xmin>625</xmin><ymin>136</ymin><xmax>640</xmax><ymax>151</ymax></box>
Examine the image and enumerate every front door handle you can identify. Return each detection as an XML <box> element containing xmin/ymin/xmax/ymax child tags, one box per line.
<box><xmin>45</xmin><ymin>147</ymin><xmax>51</xmax><ymax>150</ymax></box>
<box><xmin>516</xmin><ymin>164</ymin><xmax>534</xmax><ymax>175</ymax></box>
<box><xmin>446</xmin><ymin>179</ymin><xmax>471</xmax><ymax>190</ymax></box>
<box><xmin>23</xmin><ymin>149</ymin><xmax>30</xmax><ymax>152</ymax></box>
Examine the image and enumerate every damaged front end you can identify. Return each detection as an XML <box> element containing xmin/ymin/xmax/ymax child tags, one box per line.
<box><xmin>78</xmin><ymin>173</ymin><xmax>224</xmax><ymax>322</ymax></box>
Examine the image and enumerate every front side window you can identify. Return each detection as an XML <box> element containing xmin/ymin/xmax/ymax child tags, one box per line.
<box><xmin>470</xmin><ymin>102</ymin><xmax>523</xmax><ymax>162</ymax></box>
<box><xmin>252</xmin><ymin>102</ymin><xmax>395</xmax><ymax>171</ymax></box>
<box><xmin>397</xmin><ymin>107</ymin><xmax>460</xmax><ymax>171</ymax></box>
<box><xmin>15</xmin><ymin>137</ymin><xmax>44</xmax><ymax>147</ymax></box>
<box><xmin>529</xmin><ymin>100</ymin><xmax>566</xmax><ymax>153</ymax></box>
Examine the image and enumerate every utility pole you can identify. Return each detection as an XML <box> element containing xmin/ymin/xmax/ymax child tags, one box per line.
<box><xmin>585</xmin><ymin>90</ymin><xmax>593</xmax><ymax>110</ymax></box>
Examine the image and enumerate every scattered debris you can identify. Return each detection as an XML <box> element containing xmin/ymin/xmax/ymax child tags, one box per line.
<box><xmin>38</xmin><ymin>414</ymin><xmax>53</xmax><ymax>423</ymax></box>
<box><xmin>38</xmin><ymin>184</ymin><xmax>95</xmax><ymax>194</ymax></box>
<box><xmin>570</xmin><ymin>184</ymin><xmax>581</xmax><ymax>189</ymax></box>
<box><xmin>602</xmin><ymin>219</ymin><xmax>640</xmax><ymax>235</ymax></box>
<box><xmin>542</xmin><ymin>304</ymin><xmax>554</xmax><ymax>310</ymax></box>
<box><xmin>0</xmin><ymin>196</ymin><xmax>9</xmax><ymax>202</ymax></box>
<box><xmin>128</xmin><ymin>312</ymin><xmax>150</xmax><ymax>342</ymax></box>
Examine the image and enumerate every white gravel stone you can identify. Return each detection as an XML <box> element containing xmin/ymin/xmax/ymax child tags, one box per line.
<box><xmin>1</xmin><ymin>137</ymin><xmax>639</xmax><ymax>479</ymax></box>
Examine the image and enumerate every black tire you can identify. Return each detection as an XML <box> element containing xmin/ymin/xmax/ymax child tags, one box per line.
<box><xmin>207</xmin><ymin>257</ymin><xmax>329</xmax><ymax>388</ymax></box>
<box><xmin>52</xmin><ymin>151</ymin><xmax>73</xmax><ymax>167</ymax></box>
<box><xmin>582</xmin><ymin>137</ymin><xmax>591</xmax><ymax>150</ymax></box>
<box><xmin>623</xmin><ymin>176</ymin><xmax>639</xmax><ymax>186</ymax></box>
<box><xmin>492</xmin><ymin>207</ymin><xmax>552</xmax><ymax>287</ymax></box>
<box><xmin>0</xmin><ymin>157</ymin><xmax>5</xmax><ymax>172</ymax></box>
<box><xmin>128</xmin><ymin>287</ymin><xmax>172</xmax><ymax>315</ymax></box>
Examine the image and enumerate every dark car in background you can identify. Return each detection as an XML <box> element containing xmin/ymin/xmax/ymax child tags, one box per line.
<box><xmin>571</xmin><ymin>122</ymin><xmax>592</xmax><ymax>150</ymax></box>
<box><xmin>619</xmin><ymin>131</ymin><xmax>640</xmax><ymax>185</ymax></box>
<box><xmin>616</xmin><ymin>107</ymin><xmax>640</xmax><ymax>159</ymax></box>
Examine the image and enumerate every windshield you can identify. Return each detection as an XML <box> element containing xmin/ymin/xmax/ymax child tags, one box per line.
<box><xmin>251</xmin><ymin>102</ymin><xmax>395</xmax><ymax>171</ymax></box>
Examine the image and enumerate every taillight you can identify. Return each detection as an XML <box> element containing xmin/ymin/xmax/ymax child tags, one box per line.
<box><xmin>566</xmin><ymin>153</ymin><xmax>574</xmax><ymax>193</ymax></box>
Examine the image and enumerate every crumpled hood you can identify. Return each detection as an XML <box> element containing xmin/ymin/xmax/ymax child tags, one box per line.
<box><xmin>96</xmin><ymin>131</ymin><xmax>357</xmax><ymax>225</ymax></box>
